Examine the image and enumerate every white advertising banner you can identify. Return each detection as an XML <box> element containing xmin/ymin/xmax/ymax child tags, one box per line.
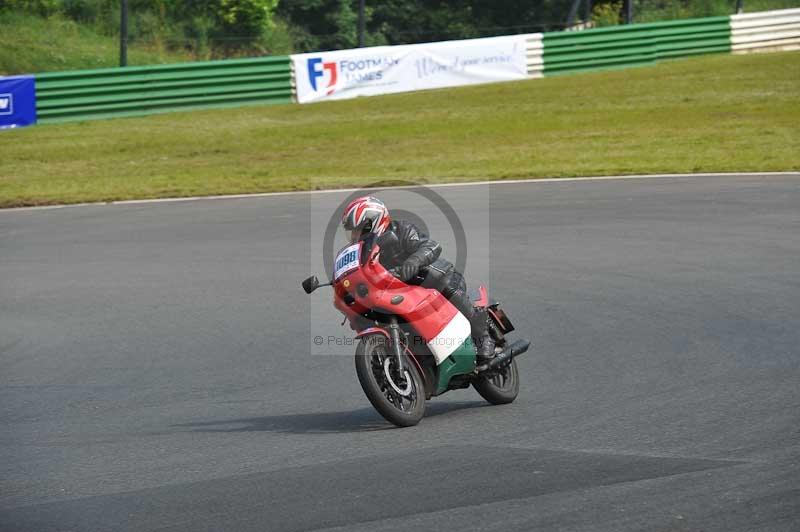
<box><xmin>291</xmin><ymin>34</ymin><xmax>531</xmax><ymax>104</ymax></box>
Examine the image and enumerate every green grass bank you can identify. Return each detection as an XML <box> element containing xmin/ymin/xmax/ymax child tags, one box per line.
<box><xmin>1</xmin><ymin>51</ymin><xmax>798</xmax><ymax>208</ymax></box>
<box><xmin>0</xmin><ymin>12</ymin><xmax>190</xmax><ymax>75</ymax></box>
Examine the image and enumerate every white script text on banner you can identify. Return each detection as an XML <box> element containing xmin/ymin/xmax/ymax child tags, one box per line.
<box><xmin>291</xmin><ymin>35</ymin><xmax>530</xmax><ymax>104</ymax></box>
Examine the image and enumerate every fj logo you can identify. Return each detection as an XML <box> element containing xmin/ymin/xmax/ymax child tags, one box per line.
<box><xmin>307</xmin><ymin>58</ymin><xmax>337</xmax><ymax>95</ymax></box>
<box><xmin>0</xmin><ymin>93</ymin><xmax>12</xmax><ymax>115</ymax></box>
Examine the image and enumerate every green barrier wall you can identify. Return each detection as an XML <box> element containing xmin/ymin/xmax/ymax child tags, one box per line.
<box><xmin>543</xmin><ymin>16</ymin><xmax>732</xmax><ymax>75</ymax></box>
<box><xmin>35</xmin><ymin>55</ymin><xmax>293</xmax><ymax>124</ymax></box>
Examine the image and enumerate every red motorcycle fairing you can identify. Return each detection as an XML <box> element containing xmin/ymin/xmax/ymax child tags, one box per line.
<box><xmin>332</xmin><ymin>240</ymin><xmax>462</xmax><ymax>346</ymax></box>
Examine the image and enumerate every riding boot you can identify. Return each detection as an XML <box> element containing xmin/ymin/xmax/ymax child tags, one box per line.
<box><xmin>470</xmin><ymin>307</ymin><xmax>496</xmax><ymax>362</ymax></box>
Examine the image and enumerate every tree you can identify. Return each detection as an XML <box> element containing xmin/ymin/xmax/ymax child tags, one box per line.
<box><xmin>276</xmin><ymin>0</ymin><xmax>578</xmax><ymax>53</ymax></box>
<box><xmin>276</xmin><ymin>0</ymin><xmax>368</xmax><ymax>51</ymax></box>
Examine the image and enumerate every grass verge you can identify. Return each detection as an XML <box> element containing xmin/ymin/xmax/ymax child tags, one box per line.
<box><xmin>1</xmin><ymin>51</ymin><xmax>799</xmax><ymax>208</ymax></box>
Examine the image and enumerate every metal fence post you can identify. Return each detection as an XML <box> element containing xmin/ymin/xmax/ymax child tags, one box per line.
<box><xmin>566</xmin><ymin>0</ymin><xmax>582</xmax><ymax>28</ymax></box>
<box><xmin>119</xmin><ymin>0</ymin><xmax>128</xmax><ymax>67</ymax></box>
<box><xmin>358</xmin><ymin>0</ymin><xmax>366</xmax><ymax>47</ymax></box>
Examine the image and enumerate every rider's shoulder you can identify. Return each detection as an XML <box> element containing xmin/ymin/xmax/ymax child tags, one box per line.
<box><xmin>377</xmin><ymin>219</ymin><xmax>416</xmax><ymax>245</ymax></box>
<box><xmin>393</xmin><ymin>219</ymin><xmax>421</xmax><ymax>235</ymax></box>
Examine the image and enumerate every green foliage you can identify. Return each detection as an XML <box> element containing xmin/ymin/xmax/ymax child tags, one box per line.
<box><xmin>744</xmin><ymin>0</ymin><xmax>800</xmax><ymax>10</ymax></box>
<box><xmin>61</xmin><ymin>0</ymin><xmax>112</xmax><ymax>23</ymax></box>
<box><xmin>0</xmin><ymin>0</ymin><xmax>61</xmax><ymax>16</ymax></box>
<box><xmin>221</xmin><ymin>0</ymin><xmax>279</xmax><ymax>31</ymax></box>
<box><xmin>634</xmin><ymin>0</ymin><xmax>731</xmax><ymax>22</ymax></box>
<box><xmin>277</xmin><ymin>0</ymin><xmax>575</xmax><ymax>51</ymax></box>
<box><xmin>635</xmin><ymin>0</ymin><xmax>800</xmax><ymax>22</ymax></box>
<box><xmin>1</xmin><ymin>0</ymin><xmax>288</xmax><ymax>61</ymax></box>
<box><xmin>592</xmin><ymin>2</ymin><xmax>623</xmax><ymax>26</ymax></box>
<box><xmin>276</xmin><ymin>0</ymin><xmax>360</xmax><ymax>51</ymax></box>
<box><xmin>0</xmin><ymin>11</ymin><xmax>190</xmax><ymax>75</ymax></box>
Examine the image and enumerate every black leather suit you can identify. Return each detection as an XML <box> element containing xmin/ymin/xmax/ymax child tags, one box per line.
<box><xmin>376</xmin><ymin>220</ymin><xmax>492</xmax><ymax>357</ymax></box>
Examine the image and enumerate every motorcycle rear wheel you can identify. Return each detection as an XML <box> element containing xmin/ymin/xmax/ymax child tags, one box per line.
<box><xmin>473</xmin><ymin>359</ymin><xmax>519</xmax><ymax>405</ymax></box>
<box><xmin>355</xmin><ymin>336</ymin><xmax>425</xmax><ymax>427</ymax></box>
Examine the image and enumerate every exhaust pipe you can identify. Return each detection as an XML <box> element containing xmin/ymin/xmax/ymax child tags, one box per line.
<box><xmin>477</xmin><ymin>338</ymin><xmax>530</xmax><ymax>372</ymax></box>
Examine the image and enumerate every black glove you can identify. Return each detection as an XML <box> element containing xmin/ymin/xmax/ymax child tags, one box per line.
<box><xmin>398</xmin><ymin>257</ymin><xmax>421</xmax><ymax>282</ymax></box>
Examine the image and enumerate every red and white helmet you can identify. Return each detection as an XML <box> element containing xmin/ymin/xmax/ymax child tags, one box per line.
<box><xmin>342</xmin><ymin>196</ymin><xmax>391</xmax><ymax>241</ymax></box>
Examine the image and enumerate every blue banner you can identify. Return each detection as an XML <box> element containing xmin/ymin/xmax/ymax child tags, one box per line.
<box><xmin>0</xmin><ymin>75</ymin><xmax>37</xmax><ymax>129</ymax></box>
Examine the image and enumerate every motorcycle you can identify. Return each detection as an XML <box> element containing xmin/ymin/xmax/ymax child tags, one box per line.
<box><xmin>302</xmin><ymin>233</ymin><xmax>530</xmax><ymax>427</ymax></box>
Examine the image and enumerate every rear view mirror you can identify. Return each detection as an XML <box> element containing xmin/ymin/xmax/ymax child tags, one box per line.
<box><xmin>302</xmin><ymin>276</ymin><xmax>320</xmax><ymax>294</ymax></box>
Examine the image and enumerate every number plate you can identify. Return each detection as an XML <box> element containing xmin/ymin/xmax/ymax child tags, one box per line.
<box><xmin>334</xmin><ymin>243</ymin><xmax>360</xmax><ymax>281</ymax></box>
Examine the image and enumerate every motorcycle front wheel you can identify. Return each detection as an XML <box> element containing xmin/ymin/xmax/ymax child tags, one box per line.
<box><xmin>354</xmin><ymin>336</ymin><xmax>425</xmax><ymax>427</ymax></box>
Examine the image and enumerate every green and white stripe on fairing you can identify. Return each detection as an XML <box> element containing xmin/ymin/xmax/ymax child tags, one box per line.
<box><xmin>730</xmin><ymin>8</ymin><xmax>800</xmax><ymax>54</ymax></box>
<box><xmin>427</xmin><ymin>311</ymin><xmax>472</xmax><ymax>365</ymax></box>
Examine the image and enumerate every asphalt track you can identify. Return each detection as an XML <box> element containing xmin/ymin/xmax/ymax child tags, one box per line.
<box><xmin>1</xmin><ymin>174</ymin><xmax>799</xmax><ymax>532</ymax></box>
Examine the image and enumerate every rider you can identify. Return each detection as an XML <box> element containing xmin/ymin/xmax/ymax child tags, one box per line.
<box><xmin>341</xmin><ymin>195</ymin><xmax>496</xmax><ymax>362</ymax></box>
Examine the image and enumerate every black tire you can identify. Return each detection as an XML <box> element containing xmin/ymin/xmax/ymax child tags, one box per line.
<box><xmin>355</xmin><ymin>335</ymin><xmax>426</xmax><ymax>427</ymax></box>
<box><xmin>473</xmin><ymin>359</ymin><xmax>520</xmax><ymax>405</ymax></box>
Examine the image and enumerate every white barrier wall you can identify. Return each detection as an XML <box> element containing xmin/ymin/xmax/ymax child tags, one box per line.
<box><xmin>731</xmin><ymin>8</ymin><xmax>800</xmax><ymax>54</ymax></box>
<box><xmin>526</xmin><ymin>34</ymin><xmax>544</xmax><ymax>78</ymax></box>
<box><xmin>291</xmin><ymin>34</ymin><xmax>539</xmax><ymax>104</ymax></box>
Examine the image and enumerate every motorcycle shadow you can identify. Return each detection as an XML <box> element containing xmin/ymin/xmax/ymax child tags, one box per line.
<box><xmin>176</xmin><ymin>401</ymin><xmax>487</xmax><ymax>434</ymax></box>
